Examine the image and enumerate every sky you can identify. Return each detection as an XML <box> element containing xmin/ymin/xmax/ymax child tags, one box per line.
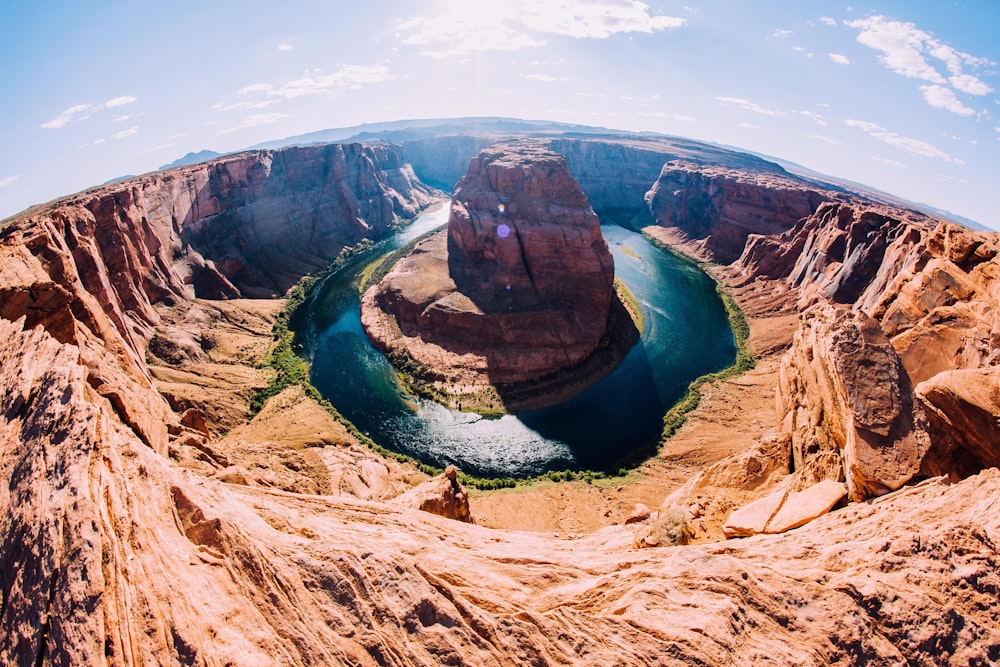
<box><xmin>1</xmin><ymin>1</ymin><xmax>998</xmax><ymax>228</ymax></box>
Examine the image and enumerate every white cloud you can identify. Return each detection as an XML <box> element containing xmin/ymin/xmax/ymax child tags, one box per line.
<box><xmin>820</xmin><ymin>17</ymin><xmax>837</xmax><ymax>27</ymax></box>
<box><xmin>715</xmin><ymin>96</ymin><xmax>785</xmax><ymax>116</ymax></box>
<box><xmin>41</xmin><ymin>95</ymin><xmax>138</xmax><ymax>129</ymax></box>
<box><xmin>212</xmin><ymin>100</ymin><xmax>279</xmax><ymax>112</ymax></box>
<box><xmin>828</xmin><ymin>53</ymin><xmax>850</xmax><ymax>65</ymax></box>
<box><xmin>219</xmin><ymin>112</ymin><xmax>291</xmax><ymax>134</ymax></box>
<box><xmin>267</xmin><ymin>64</ymin><xmax>393</xmax><ymax>98</ymax></box>
<box><xmin>737</xmin><ymin>122</ymin><xmax>760</xmax><ymax>129</ymax></box>
<box><xmin>845</xmin><ymin>15</ymin><xmax>994</xmax><ymax>112</ymax></box>
<box><xmin>112</xmin><ymin>125</ymin><xmax>139</xmax><ymax>139</ymax></box>
<box><xmin>995</xmin><ymin>127</ymin><xmax>1000</xmax><ymax>140</ymax></box>
<box><xmin>113</xmin><ymin>114</ymin><xmax>132</xmax><ymax>122</ymax></box>
<box><xmin>950</xmin><ymin>73</ymin><xmax>992</xmax><ymax>96</ymax></box>
<box><xmin>846</xmin><ymin>119</ymin><xmax>960</xmax><ymax>162</ymax></box>
<box><xmin>239</xmin><ymin>83</ymin><xmax>274</xmax><ymax>95</ymax></box>
<box><xmin>398</xmin><ymin>1</ymin><xmax>684</xmax><ymax>57</ymax></box>
<box><xmin>277</xmin><ymin>43</ymin><xmax>293</xmax><ymax>51</ymax></box>
<box><xmin>0</xmin><ymin>175</ymin><xmax>19</xmax><ymax>189</ymax></box>
<box><xmin>846</xmin><ymin>16</ymin><xmax>946</xmax><ymax>82</ymax></box>
<box><xmin>105</xmin><ymin>95</ymin><xmax>137</xmax><ymax>108</ymax></box>
<box><xmin>771</xmin><ymin>29</ymin><xmax>792</xmax><ymax>39</ymax></box>
<box><xmin>804</xmin><ymin>134</ymin><xmax>841</xmax><ymax>145</ymax></box>
<box><xmin>920</xmin><ymin>85</ymin><xmax>976</xmax><ymax>116</ymax></box>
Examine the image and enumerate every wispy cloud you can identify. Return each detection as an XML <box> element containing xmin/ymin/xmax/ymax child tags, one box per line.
<box><xmin>820</xmin><ymin>17</ymin><xmax>837</xmax><ymax>27</ymax></box>
<box><xmin>277</xmin><ymin>43</ymin><xmax>293</xmax><ymax>51</ymax></box>
<box><xmin>770</xmin><ymin>29</ymin><xmax>792</xmax><ymax>39</ymax></box>
<box><xmin>520</xmin><ymin>73</ymin><xmax>563</xmax><ymax>82</ymax></box>
<box><xmin>239</xmin><ymin>83</ymin><xmax>273</xmax><ymax>95</ymax></box>
<box><xmin>828</xmin><ymin>53</ymin><xmax>850</xmax><ymax>65</ymax></box>
<box><xmin>112</xmin><ymin>125</ymin><xmax>139</xmax><ymax>139</ymax></box>
<box><xmin>846</xmin><ymin>119</ymin><xmax>961</xmax><ymax>163</ymax></box>
<box><xmin>105</xmin><ymin>95</ymin><xmax>137</xmax><ymax>108</ymax></box>
<box><xmin>212</xmin><ymin>100</ymin><xmax>280</xmax><ymax>112</ymax></box>
<box><xmin>219</xmin><ymin>112</ymin><xmax>291</xmax><ymax>134</ymax></box>
<box><xmin>845</xmin><ymin>15</ymin><xmax>993</xmax><ymax>113</ymax></box>
<box><xmin>0</xmin><ymin>175</ymin><xmax>19</xmax><ymax>189</ymax></box>
<box><xmin>113</xmin><ymin>114</ymin><xmax>132</xmax><ymax>123</ymax></box>
<box><xmin>798</xmin><ymin>111</ymin><xmax>827</xmax><ymax>126</ymax></box>
<box><xmin>920</xmin><ymin>85</ymin><xmax>976</xmax><ymax>116</ymax></box>
<box><xmin>738</xmin><ymin>122</ymin><xmax>760</xmax><ymax>129</ymax></box>
<box><xmin>269</xmin><ymin>64</ymin><xmax>393</xmax><ymax>98</ymax></box>
<box><xmin>715</xmin><ymin>96</ymin><xmax>785</xmax><ymax>116</ymax></box>
<box><xmin>804</xmin><ymin>134</ymin><xmax>841</xmax><ymax>145</ymax></box>
<box><xmin>398</xmin><ymin>1</ymin><xmax>685</xmax><ymax>58</ymax></box>
<box><xmin>42</xmin><ymin>95</ymin><xmax>138</xmax><ymax>129</ymax></box>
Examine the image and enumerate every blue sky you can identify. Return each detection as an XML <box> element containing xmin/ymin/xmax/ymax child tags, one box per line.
<box><xmin>2</xmin><ymin>1</ymin><xmax>998</xmax><ymax>228</ymax></box>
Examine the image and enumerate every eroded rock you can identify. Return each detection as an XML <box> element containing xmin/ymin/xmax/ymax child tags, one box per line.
<box><xmin>776</xmin><ymin>305</ymin><xmax>930</xmax><ymax>501</ymax></box>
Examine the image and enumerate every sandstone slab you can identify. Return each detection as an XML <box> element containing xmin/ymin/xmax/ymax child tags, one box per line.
<box><xmin>764</xmin><ymin>479</ymin><xmax>847</xmax><ymax>534</ymax></box>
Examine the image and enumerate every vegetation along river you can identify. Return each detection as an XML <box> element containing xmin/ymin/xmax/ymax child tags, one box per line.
<box><xmin>300</xmin><ymin>205</ymin><xmax>736</xmax><ymax>478</ymax></box>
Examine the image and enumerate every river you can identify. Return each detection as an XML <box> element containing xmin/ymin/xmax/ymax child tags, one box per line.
<box><xmin>301</xmin><ymin>205</ymin><xmax>736</xmax><ymax>477</ymax></box>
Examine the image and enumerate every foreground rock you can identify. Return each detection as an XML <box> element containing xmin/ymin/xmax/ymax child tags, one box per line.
<box><xmin>362</xmin><ymin>141</ymin><xmax>636</xmax><ymax>411</ymax></box>
<box><xmin>392</xmin><ymin>465</ymin><xmax>474</xmax><ymax>523</ymax></box>
<box><xmin>6</xmin><ymin>317</ymin><xmax>997</xmax><ymax>664</ymax></box>
<box><xmin>776</xmin><ymin>305</ymin><xmax>930</xmax><ymax>501</ymax></box>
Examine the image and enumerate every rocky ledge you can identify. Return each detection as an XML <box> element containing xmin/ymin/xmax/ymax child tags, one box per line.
<box><xmin>361</xmin><ymin>141</ymin><xmax>637</xmax><ymax>412</ymax></box>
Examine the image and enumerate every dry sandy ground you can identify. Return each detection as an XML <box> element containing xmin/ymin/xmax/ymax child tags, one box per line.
<box><xmin>156</xmin><ymin>248</ymin><xmax>799</xmax><ymax>538</ymax></box>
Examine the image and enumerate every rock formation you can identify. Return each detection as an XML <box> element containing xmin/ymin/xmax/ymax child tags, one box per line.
<box><xmin>646</xmin><ymin>161</ymin><xmax>834</xmax><ymax>263</ymax></box>
<box><xmin>362</xmin><ymin>141</ymin><xmax>634</xmax><ymax>410</ymax></box>
<box><xmin>392</xmin><ymin>465</ymin><xmax>474</xmax><ymax>523</ymax></box>
<box><xmin>775</xmin><ymin>305</ymin><xmax>931</xmax><ymax>501</ymax></box>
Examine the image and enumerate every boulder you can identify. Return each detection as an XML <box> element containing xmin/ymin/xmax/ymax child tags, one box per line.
<box><xmin>723</xmin><ymin>488</ymin><xmax>788</xmax><ymax>538</ymax></box>
<box><xmin>775</xmin><ymin>304</ymin><xmax>930</xmax><ymax>501</ymax></box>
<box><xmin>723</xmin><ymin>479</ymin><xmax>847</xmax><ymax>537</ymax></box>
<box><xmin>763</xmin><ymin>480</ymin><xmax>847</xmax><ymax>534</ymax></box>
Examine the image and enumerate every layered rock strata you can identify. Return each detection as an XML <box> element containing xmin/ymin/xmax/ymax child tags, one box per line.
<box><xmin>362</xmin><ymin>141</ymin><xmax>633</xmax><ymax>410</ymax></box>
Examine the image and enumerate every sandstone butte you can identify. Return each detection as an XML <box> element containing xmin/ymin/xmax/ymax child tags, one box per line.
<box><xmin>1</xmin><ymin>133</ymin><xmax>999</xmax><ymax>665</ymax></box>
<box><xmin>361</xmin><ymin>141</ymin><xmax>637</xmax><ymax>412</ymax></box>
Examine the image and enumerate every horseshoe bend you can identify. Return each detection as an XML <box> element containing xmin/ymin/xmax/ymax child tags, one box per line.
<box><xmin>2</xmin><ymin>125</ymin><xmax>1000</xmax><ymax>663</ymax></box>
<box><xmin>361</xmin><ymin>141</ymin><xmax>639</xmax><ymax>412</ymax></box>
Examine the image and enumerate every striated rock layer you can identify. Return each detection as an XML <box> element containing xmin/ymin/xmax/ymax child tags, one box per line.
<box><xmin>362</xmin><ymin>141</ymin><xmax>634</xmax><ymax>410</ymax></box>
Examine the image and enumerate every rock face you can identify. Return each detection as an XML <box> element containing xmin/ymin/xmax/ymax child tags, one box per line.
<box><xmin>647</xmin><ymin>161</ymin><xmax>832</xmax><ymax>263</ymax></box>
<box><xmin>363</xmin><ymin>141</ymin><xmax>627</xmax><ymax>408</ymax></box>
<box><xmin>776</xmin><ymin>305</ymin><xmax>930</xmax><ymax>501</ymax></box>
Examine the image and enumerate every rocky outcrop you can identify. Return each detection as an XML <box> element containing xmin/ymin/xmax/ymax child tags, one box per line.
<box><xmin>362</xmin><ymin>141</ymin><xmax>632</xmax><ymax>409</ymax></box>
<box><xmin>392</xmin><ymin>465</ymin><xmax>473</xmax><ymax>523</ymax></box>
<box><xmin>776</xmin><ymin>305</ymin><xmax>930</xmax><ymax>501</ymax></box>
<box><xmin>918</xmin><ymin>368</ymin><xmax>1000</xmax><ymax>477</ymax></box>
<box><xmin>647</xmin><ymin>161</ymin><xmax>834</xmax><ymax>263</ymax></box>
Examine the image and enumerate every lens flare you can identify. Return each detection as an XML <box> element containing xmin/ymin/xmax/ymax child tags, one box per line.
<box><xmin>497</xmin><ymin>223</ymin><xmax>511</xmax><ymax>238</ymax></box>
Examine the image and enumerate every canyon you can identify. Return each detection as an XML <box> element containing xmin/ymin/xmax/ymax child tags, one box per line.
<box><xmin>1</xmin><ymin>126</ymin><xmax>999</xmax><ymax>664</ymax></box>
